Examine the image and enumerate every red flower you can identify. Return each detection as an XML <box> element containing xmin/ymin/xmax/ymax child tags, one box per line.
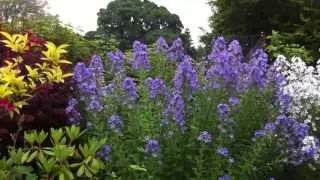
<box><xmin>0</xmin><ymin>98</ymin><xmax>15</xmax><ymax>112</ymax></box>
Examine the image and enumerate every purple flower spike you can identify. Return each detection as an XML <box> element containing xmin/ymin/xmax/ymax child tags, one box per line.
<box><xmin>123</xmin><ymin>77</ymin><xmax>139</xmax><ymax>101</ymax></box>
<box><xmin>217</xmin><ymin>103</ymin><xmax>230</xmax><ymax>119</ymax></box>
<box><xmin>108</xmin><ymin>50</ymin><xmax>125</xmax><ymax>72</ymax></box>
<box><xmin>167</xmin><ymin>38</ymin><xmax>185</xmax><ymax>62</ymax></box>
<box><xmin>198</xmin><ymin>131</ymin><xmax>212</xmax><ymax>143</ymax></box>
<box><xmin>228</xmin><ymin>96</ymin><xmax>240</xmax><ymax>106</ymax></box>
<box><xmin>97</xmin><ymin>145</ymin><xmax>112</xmax><ymax>162</ymax></box>
<box><xmin>107</xmin><ymin>114</ymin><xmax>123</xmax><ymax>133</ymax></box>
<box><xmin>173</xmin><ymin>55</ymin><xmax>199</xmax><ymax>93</ymax></box>
<box><xmin>145</xmin><ymin>77</ymin><xmax>170</xmax><ymax>100</ymax></box>
<box><xmin>131</xmin><ymin>41</ymin><xmax>151</xmax><ymax>70</ymax></box>
<box><xmin>156</xmin><ymin>36</ymin><xmax>169</xmax><ymax>54</ymax></box>
<box><xmin>144</xmin><ymin>139</ymin><xmax>160</xmax><ymax>157</ymax></box>
<box><xmin>218</xmin><ymin>174</ymin><xmax>231</xmax><ymax>180</ymax></box>
<box><xmin>217</xmin><ymin>147</ymin><xmax>229</xmax><ymax>157</ymax></box>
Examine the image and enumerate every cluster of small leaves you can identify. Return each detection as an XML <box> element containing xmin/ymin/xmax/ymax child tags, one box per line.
<box><xmin>266</xmin><ymin>31</ymin><xmax>314</xmax><ymax>64</ymax></box>
<box><xmin>0</xmin><ymin>126</ymin><xmax>106</xmax><ymax>180</ymax></box>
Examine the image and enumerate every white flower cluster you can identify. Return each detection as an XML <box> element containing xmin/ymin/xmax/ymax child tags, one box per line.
<box><xmin>302</xmin><ymin>136</ymin><xmax>320</xmax><ymax>161</ymax></box>
<box><xmin>275</xmin><ymin>55</ymin><xmax>320</xmax><ymax>131</ymax></box>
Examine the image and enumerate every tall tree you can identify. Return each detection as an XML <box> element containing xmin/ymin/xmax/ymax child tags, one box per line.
<box><xmin>97</xmin><ymin>0</ymin><xmax>184</xmax><ymax>50</ymax></box>
<box><xmin>0</xmin><ymin>0</ymin><xmax>48</xmax><ymax>31</ymax></box>
<box><xmin>202</xmin><ymin>0</ymin><xmax>320</xmax><ymax>60</ymax></box>
<box><xmin>180</xmin><ymin>28</ymin><xmax>196</xmax><ymax>58</ymax></box>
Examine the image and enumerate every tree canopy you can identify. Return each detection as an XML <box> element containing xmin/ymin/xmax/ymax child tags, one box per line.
<box><xmin>97</xmin><ymin>0</ymin><xmax>184</xmax><ymax>50</ymax></box>
<box><xmin>0</xmin><ymin>0</ymin><xmax>47</xmax><ymax>31</ymax></box>
<box><xmin>0</xmin><ymin>0</ymin><xmax>106</xmax><ymax>62</ymax></box>
<box><xmin>202</xmin><ymin>0</ymin><xmax>320</xmax><ymax>61</ymax></box>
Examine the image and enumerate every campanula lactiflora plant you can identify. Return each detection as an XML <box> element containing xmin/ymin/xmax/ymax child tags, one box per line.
<box><xmin>68</xmin><ymin>36</ymin><xmax>320</xmax><ymax>179</ymax></box>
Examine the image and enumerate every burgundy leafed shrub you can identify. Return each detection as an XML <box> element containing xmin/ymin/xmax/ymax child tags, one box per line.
<box><xmin>0</xmin><ymin>31</ymin><xmax>71</xmax><ymax>145</ymax></box>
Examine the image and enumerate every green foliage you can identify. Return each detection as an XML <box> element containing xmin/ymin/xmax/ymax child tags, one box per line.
<box><xmin>0</xmin><ymin>2</ymin><xmax>105</xmax><ymax>62</ymax></box>
<box><xmin>267</xmin><ymin>30</ymin><xmax>315</xmax><ymax>63</ymax></box>
<box><xmin>76</xmin><ymin>50</ymin><xmax>289</xmax><ymax>179</ymax></box>
<box><xmin>0</xmin><ymin>126</ymin><xmax>106</xmax><ymax>179</ymax></box>
<box><xmin>97</xmin><ymin>0</ymin><xmax>186</xmax><ymax>50</ymax></box>
<box><xmin>22</xmin><ymin>15</ymin><xmax>101</xmax><ymax>62</ymax></box>
<box><xmin>0</xmin><ymin>0</ymin><xmax>47</xmax><ymax>32</ymax></box>
<box><xmin>203</xmin><ymin>0</ymin><xmax>320</xmax><ymax>62</ymax></box>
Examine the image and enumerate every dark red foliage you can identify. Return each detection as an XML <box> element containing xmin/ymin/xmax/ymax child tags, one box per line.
<box><xmin>0</xmin><ymin>31</ymin><xmax>72</xmax><ymax>146</ymax></box>
<box><xmin>26</xmin><ymin>30</ymin><xmax>46</xmax><ymax>47</ymax></box>
<box><xmin>0</xmin><ymin>98</ymin><xmax>15</xmax><ymax>112</ymax></box>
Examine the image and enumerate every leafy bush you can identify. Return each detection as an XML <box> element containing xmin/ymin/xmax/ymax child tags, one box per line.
<box><xmin>0</xmin><ymin>31</ymin><xmax>72</xmax><ymax>145</ymax></box>
<box><xmin>0</xmin><ymin>126</ymin><xmax>107</xmax><ymax>179</ymax></box>
<box><xmin>67</xmin><ymin>36</ymin><xmax>320</xmax><ymax>179</ymax></box>
<box><xmin>267</xmin><ymin>31</ymin><xmax>314</xmax><ymax>64</ymax></box>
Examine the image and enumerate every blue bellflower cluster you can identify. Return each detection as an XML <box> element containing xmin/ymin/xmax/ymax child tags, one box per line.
<box><xmin>131</xmin><ymin>41</ymin><xmax>151</xmax><ymax>70</ymax></box>
<box><xmin>144</xmin><ymin>139</ymin><xmax>160</xmax><ymax>157</ymax></box>
<box><xmin>198</xmin><ymin>131</ymin><xmax>212</xmax><ymax>143</ymax></box>
<box><xmin>89</xmin><ymin>55</ymin><xmax>105</xmax><ymax>86</ymax></box>
<box><xmin>217</xmin><ymin>103</ymin><xmax>235</xmax><ymax>140</ymax></box>
<box><xmin>122</xmin><ymin>77</ymin><xmax>139</xmax><ymax>101</ymax></box>
<box><xmin>206</xmin><ymin>37</ymin><xmax>271</xmax><ymax>92</ymax></box>
<box><xmin>107</xmin><ymin>50</ymin><xmax>125</xmax><ymax>72</ymax></box>
<box><xmin>248</xmin><ymin>49</ymin><xmax>269</xmax><ymax>88</ymax></box>
<box><xmin>255</xmin><ymin>114</ymin><xmax>319</xmax><ymax>165</ymax></box>
<box><xmin>266</xmin><ymin>59</ymin><xmax>292</xmax><ymax>113</ymax></box>
<box><xmin>65</xmin><ymin>98</ymin><xmax>81</xmax><ymax>125</ymax></box>
<box><xmin>145</xmin><ymin>77</ymin><xmax>170</xmax><ymax>101</ymax></box>
<box><xmin>107</xmin><ymin>114</ymin><xmax>123</xmax><ymax>134</ymax></box>
<box><xmin>217</xmin><ymin>147</ymin><xmax>229</xmax><ymax>157</ymax></box>
<box><xmin>88</xmin><ymin>97</ymin><xmax>103</xmax><ymax>111</ymax></box>
<box><xmin>156</xmin><ymin>36</ymin><xmax>169</xmax><ymax>54</ymax></box>
<box><xmin>276</xmin><ymin>91</ymin><xmax>292</xmax><ymax>113</ymax></box>
<box><xmin>228</xmin><ymin>40</ymin><xmax>244</xmax><ymax>62</ymax></box>
<box><xmin>206</xmin><ymin>38</ymin><xmax>243</xmax><ymax>91</ymax></box>
<box><xmin>253</xmin><ymin>122</ymin><xmax>277</xmax><ymax>140</ymax></box>
<box><xmin>274</xmin><ymin>114</ymin><xmax>315</xmax><ymax>165</ymax></box>
<box><xmin>97</xmin><ymin>144</ymin><xmax>112</xmax><ymax>162</ymax></box>
<box><xmin>89</xmin><ymin>55</ymin><xmax>108</xmax><ymax>98</ymax></box>
<box><xmin>167</xmin><ymin>38</ymin><xmax>185</xmax><ymax>62</ymax></box>
<box><xmin>173</xmin><ymin>55</ymin><xmax>199</xmax><ymax>94</ymax></box>
<box><xmin>217</xmin><ymin>103</ymin><xmax>230</xmax><ymax>119</ymax></box>
<box><xmin>228</xmin><ymin>96</ymin><xmax>240</xmax><ymax>106</ymax></box>
<box><xmin>218</xmin><ymin>174</ymin><xmax>232</xmax><ymax>180</ymax></box>
<box><xmin>73</xmin><ymin>62</ymin><xmax>97</xmax><ymax>96</ymax></box>
<box><xmin>168</xmin><ymin>93</ymin><xmax>186</xmax><ymax>130</ymax></box>
<box><xmin>73</xmin><ymin>61</ymin><xmax>104</xmax><ymax>112</ymax></box>
<box><xmin>208</xmin><ymin>37</ymin><xmax>228</xmax><ymax>62</ymax></box>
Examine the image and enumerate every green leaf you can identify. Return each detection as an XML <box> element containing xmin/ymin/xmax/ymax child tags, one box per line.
<box><xmin>70</xmin><ymin>162</ymin><xmax>82</xmax><ymax>168</ymax></box>
<box><xmin>59</xmin><ymin>173</ymin><xmax>65</xmax><ymax>180</ymax></box>
<box><xmin>84</xmin><ymin>156</ymin><xmax>93</xmax><ymax>164</ymax></box>
<box><xmin>25</xmin><ymin>174</ymin><xmax>38</xmax><ymax>180</ymax></box>
<box><xmin>65</xmin><ymin>125</ymin><xmax>81</xmax><ymax>142</ymax></box>
<box><xmin>129</xmin><ymin>165</ymin><xmax>147</xmax><ymax>172</ymax></box>
<box><xmin>84</xmin><ymin>168</ymin><xmax>93</xmax><ymax>178</ymax></box>
<box><xmin>43</xmin><ymin>149</ymin><xmax>54</xmax><ymax>156</ymax></box>
<box><xmin>50</xmin><ymin>128</ymin><xmax>64</xmax><ymax>145</ymax></box>
<box><xmin>63</xmin><ymin>169</ymin><xmax>74</xmax><ymax>180</ymax></box>
<box><xmin>21</xmin><ymin>151</ymin><xmax>30</xmax><ymax>163</ymax></box>
<box><xmin>36</xmin><ymin>130</ymin><xmax>48</xmax><ymax>145</ymax></box>
<box><xmin>24</xmin><ymin>132</ymin><xmax>36</xmax><ymax>145</ymax></box>
<box><xmin>27</xmin><ymin>151</ymin><xmax>37</xmax><ymax>163</ymax></box>
<box><xmin>77</xmin><ymin>165</ymin><xmax>85</xmax><ymax>177</ymax></box>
